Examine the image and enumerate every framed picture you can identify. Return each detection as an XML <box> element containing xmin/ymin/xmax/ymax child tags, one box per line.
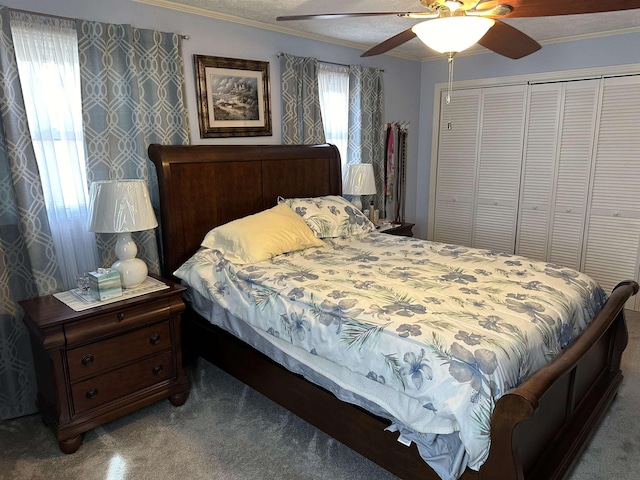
<box><xmin>194</xmin><ymin>55</ymin><xmax>272</xmax><ymax>138</ymax></box>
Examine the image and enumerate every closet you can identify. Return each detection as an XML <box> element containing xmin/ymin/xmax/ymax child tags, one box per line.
<box><xmin>431</xmin><ymin>75</ymin><xmax>640</xmax><ymax>309</ymax></box>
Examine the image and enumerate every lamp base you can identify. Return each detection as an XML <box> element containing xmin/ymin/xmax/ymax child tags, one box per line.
<box><xmin>112</xmin><ymin>232</ymin><xmax>148</xmax><ymax>288</ymax></box>
<box><xmin>112</xmin><ymin>257</ymin><xmax>148</xmax><ymax>289</ymax></box>
<box><xmin>351</xmin><ymin>197</ymin><xmax>363</xmax><ymax>211</ymax></box>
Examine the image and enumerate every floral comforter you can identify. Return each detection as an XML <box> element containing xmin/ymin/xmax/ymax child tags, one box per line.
<box><xmin>174</xmin><ymin>233</ymin><xmax>605</xmax><ymax>472</ymax></box>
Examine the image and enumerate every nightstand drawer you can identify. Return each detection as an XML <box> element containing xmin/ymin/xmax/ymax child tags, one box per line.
<box><xmin>67</xmin><ymin>321</ymin><xmax>172</xmax><ymax>381</ymax></box>
<box><xmin>65</xmin><ymin>298</ymin><xmax>171</xmax><ymax>344</ymax></box>
<box><xmin>71</xmin><ymin>350</ymin><xmax>174</xmax><ymax>415</ymax></box>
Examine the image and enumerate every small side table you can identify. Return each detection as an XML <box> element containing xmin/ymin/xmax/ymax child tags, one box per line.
<box><xmin>19</xmin><ymin>274</ymin><xmax>191</xmax><ymax>454</ymax></box>
<box><xmin>379</xmin><ymin>222</ymin><xmax>415</xmax><ymax>237</ymax></box>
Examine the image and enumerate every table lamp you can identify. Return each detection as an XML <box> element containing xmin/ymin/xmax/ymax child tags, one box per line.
<box><xmin>87</xmin><ymin>179</ymin><xmax>158</xmax><ymax>289</ymax></box>
<box><xmin>343</xmin><ymin>163</ymin><xmax>377</xmax><ymax>211</ymax></box>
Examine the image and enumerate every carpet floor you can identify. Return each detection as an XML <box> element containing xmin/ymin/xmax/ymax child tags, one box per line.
<box><xmin>1</xmin><ymin>311</ymin><xmax>639</xmax><ymax>480</ymax></box>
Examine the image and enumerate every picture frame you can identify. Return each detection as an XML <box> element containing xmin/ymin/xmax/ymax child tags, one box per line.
<box><xmin>194</xmin><ymin>55</ymin><xmax>272</xmax><ymax>138</ymax></box>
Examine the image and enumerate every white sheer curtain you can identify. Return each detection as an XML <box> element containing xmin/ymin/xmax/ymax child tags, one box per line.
<box><xmin>318</xmin><ymin>62</ymin><xmax>349</xmax><ymax>171</ymax></box>
<box><xmin>11</xmin><ymin>13</ymin><xmax>99</xmax><ymax>289</ymax></box>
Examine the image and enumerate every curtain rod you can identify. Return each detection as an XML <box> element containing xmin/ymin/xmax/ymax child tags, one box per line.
<box><xmin>277</xmin><ymin>52</ymin><xmax>384</xmax><ymax>72</ymax></box>
<box><xmin>8</xmin><ymin>7</ymin><xmax>189</xmax><ymax>39</ymax></box>
<box><xmin>277</xmin><ymin>52</ymin><xmax>347</xmax><ymax>68</ymax></box>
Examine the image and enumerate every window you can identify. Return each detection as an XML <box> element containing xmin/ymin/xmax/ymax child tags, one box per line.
<box><xmin>318</xmin><ymin>62</ymin><xmax>349</xmax><ymax>170</ymax></box>
<box><xmin>11</xmin><ymin>14</ymin><xmax>99</xmax><ymax>289</ymax></box>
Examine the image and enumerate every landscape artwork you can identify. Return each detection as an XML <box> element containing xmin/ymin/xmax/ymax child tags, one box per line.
<box><xmin>194</xmin><ymin>55</ymin><xmax>272</xmax><ymax>137</ymax></box>
<box><xmin>209</xmin><ymin>72</ymin><xmax>260</xmax><ymax>122</ymax></box>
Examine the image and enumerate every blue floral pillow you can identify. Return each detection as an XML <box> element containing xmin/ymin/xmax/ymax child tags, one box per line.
<box><xmin>278</xmin><ymin>195</ymin><xmax>375</xmax><ymax>238</ymax></box>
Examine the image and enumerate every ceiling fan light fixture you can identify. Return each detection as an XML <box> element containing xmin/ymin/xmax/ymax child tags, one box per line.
<box><xmin>412</xmin><ymin>16</ymin><xmax>495</xmax><ymax>54</ymax></box>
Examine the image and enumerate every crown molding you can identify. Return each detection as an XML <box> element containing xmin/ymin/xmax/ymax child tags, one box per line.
<box><xmin>134</xmin><ymin>1</ymin><xmax>640</xmax><ymax>63</ymax></box>
<box><xmin>132</xmin><ymin>0</ymin><xmax>422</xmax><ymax>61</ymax></box>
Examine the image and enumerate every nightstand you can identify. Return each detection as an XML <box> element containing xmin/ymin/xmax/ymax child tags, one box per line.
<box><xmin>379</xmin><ymin>222</ymin><xmax>415</xmax><ymax>237</ymax></box>
<box><xmin>19</xmin><ymin>274</ymin><xmax>191</xmax><ymax>454</ymax></box>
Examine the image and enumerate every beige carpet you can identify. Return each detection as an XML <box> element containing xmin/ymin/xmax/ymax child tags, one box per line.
<box><xmin>1</xmin><ymin>311</ymin><xmax>639</xmax><ymax>480</ymax></box>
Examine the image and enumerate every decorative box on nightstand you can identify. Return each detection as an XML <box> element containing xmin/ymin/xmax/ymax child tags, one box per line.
<box><xmin>377</xmin><ymin>222</ymin><xmax>415</xmax><ymax>237</ymax></box>
<box><xmin>19</xmin><ymin>274</ymin><xmax>191</xmax><ymax>454</ymax></box>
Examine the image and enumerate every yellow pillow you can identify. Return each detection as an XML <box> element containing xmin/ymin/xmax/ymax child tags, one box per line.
<box><xmin>201</xmin><ymin>203</ymin><xmax>324</xmax><ymax>264</ymax></box>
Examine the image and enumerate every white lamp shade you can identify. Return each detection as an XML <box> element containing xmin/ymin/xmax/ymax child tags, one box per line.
<box><xmin>343</xmin><ymin>164</ymin><xmax>377</xmax><ymax>196</ymax></box>
<box><xmin>87</xmin><ymin>180</ymin><xmax>158</xmax><ymax>233</ymax></box>
<box><xmin>412</xmin><ymin>16</ymin><xmax>495</xmax><ymax>54</ymax></box>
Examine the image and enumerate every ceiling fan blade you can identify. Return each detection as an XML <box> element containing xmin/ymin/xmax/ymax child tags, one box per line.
<box><xmin>360</xmin><ymin>29</ymin><xmax>417</xmax><ymax>57</ymax></box>
<box><xmin>277</xmin><ymin>12</ymin><xmax>413</xmax><ymax>21</ymax></box>
<box><xmin>477</xmin><ymin>20</ymin><xmax>541</xmax><ymax>59</ymax></box>
<box><xmin>505</xmin><ymin>0</ymin><xmax>640</xmax><ymax>18</ymax></box>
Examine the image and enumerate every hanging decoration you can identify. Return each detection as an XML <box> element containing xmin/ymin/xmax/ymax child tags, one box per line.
<box><xmin>384</xmin><ymin>122</ymin><xmax>409</xmax><ymax>222</ymax></box>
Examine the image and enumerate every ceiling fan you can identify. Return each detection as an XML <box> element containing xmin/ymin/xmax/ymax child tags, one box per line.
<box><xmin>277</xmin><ymin>0</ymin><xmax>640</xmax><ymax>59</ymax></box>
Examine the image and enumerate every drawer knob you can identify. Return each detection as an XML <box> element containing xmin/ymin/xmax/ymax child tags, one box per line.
<box><xmin>150</xmin><ymin>334</ymin><xmax>161</xmax><ymax>345</ymax></box>
<box><xmin>152</xmin><ymin>364</ymin><xmax>164</xmax><ymax>376</ymax></box>
<box><xmin>85</xmin><ymin>388</ymin><xmax>98</xmax><ymax>400</ymax></box>
<box><xmin>117</xmin><ymin>312</ymin><xmax>126</xmax><ymax>321</ymax></box>
<box><xmin>81</xmin><ymin>354</ymin><xmax>94</xmax><ymax>366</ymax></box>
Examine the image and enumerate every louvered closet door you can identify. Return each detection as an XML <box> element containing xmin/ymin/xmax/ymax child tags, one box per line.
<box><xmin>516</xmin><ymin>84</ymin><xmax>561</xmax><ymax>261</ymax></box>
<box><xmin>517</xmin><ymin>80</ymin><xmax>600</xmax><ymax>267</ymax></box>
<box><xmin>473</xmin><ymin>85</ymin><xmax>527</xmax><ymax>252</ymax></box>
<box><xmin>582</xmin><ymin>76</ymin><xmax>640</xmax><ymax>307</ymax></box>
<box><xmin>433</xmin><ymin>89</ymin><xmax>481</xmax><ymax>246</ymax></box>
<box><xmin>548</xmin><ymin>80</ymin><xmax>600</xmax><ymax>269</ymax></box>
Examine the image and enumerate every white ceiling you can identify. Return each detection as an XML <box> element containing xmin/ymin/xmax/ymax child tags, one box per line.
<box><xmin>141</xmin><ymin>0</ymin><xmax>640</xmax><ymax>61</ymax></box>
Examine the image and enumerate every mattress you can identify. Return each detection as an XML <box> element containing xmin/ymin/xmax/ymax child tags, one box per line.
<box><xmin>174</xmin><ymin>232</ymin><xmax>606</xmax><ymax>478</ymax></box>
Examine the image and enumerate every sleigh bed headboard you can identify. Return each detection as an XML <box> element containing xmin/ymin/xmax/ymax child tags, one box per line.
<box><xmin>148</xmin><ymin>143</ymin><xmax>342</xmax><ymax>277</ymax></box>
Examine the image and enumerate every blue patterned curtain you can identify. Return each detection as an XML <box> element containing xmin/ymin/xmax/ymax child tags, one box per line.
<box><xmin>0</xmin><ymin>15</ymin><xmax>190</xmax><ymax>419</ymax></box>
<box><xmin>0</xmin><ymin>7</ymin><xmax>64</xmax><ymax>420</ymax></box>
<box><xmin>280</xmin><ymin>53</ymin><xmax>325</xmax><ymax>145</ymax></box>
<box><xmin>348</xmin><ymin>65</ymin><xmax>385</xmax><ymax>213</ymax></box>
<box><xmin>76</xmin><ymin>21</ymin><xmax>190</xmax><ymax>272</ymax></box>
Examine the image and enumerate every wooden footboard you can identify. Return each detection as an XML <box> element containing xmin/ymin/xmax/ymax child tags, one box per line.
<box><xmin>480</xmin><ymin>280</ymin><xmax>638</xmax><ymax>480</ymax></box>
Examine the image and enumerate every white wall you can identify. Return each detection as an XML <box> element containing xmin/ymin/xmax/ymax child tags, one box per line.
<box><xmin>415</xmin><ymin>31</ymin><xmax>640</xmax><ymax>239</ymax></box>
<box><xmin>6</xmin><ymin>0</ymin><xmax>422</xmax><ymax>227</ymax></box>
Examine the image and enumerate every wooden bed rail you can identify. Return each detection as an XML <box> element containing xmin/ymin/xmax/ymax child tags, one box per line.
<box><xmin>481</xmin><ymin>280</ymin><xmax>639</xmax><ymax>480</ymax></box>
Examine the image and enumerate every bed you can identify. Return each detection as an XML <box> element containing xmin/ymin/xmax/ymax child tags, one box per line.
<box><xmin>148</xmin><ymin>143</ymin><xmax>638</xmax><ymax>480</ymax></box>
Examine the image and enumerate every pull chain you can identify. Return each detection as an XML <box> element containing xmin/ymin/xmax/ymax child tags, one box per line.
<box><xmin>445</xmin><ymin>53</ymin><xmax>455</xmax><ymax>130</ymax></box>
<box><xmin>446</xmin><ymin>53</ymin><xmax>454</xmax><ymax>105</ymax></box>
